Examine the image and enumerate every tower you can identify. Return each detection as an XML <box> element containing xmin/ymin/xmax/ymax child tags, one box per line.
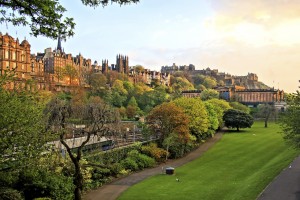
<box><xmin>102</xmin><ymin>59</ymin><xmax>108</xmax><ymax>74</ymax></box>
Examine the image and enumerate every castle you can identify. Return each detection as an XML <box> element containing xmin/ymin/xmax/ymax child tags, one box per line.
<box><xmin>0</xmin><ymin>33</ymin><xmax>170</xmax><ymax>92</ymax></box>
<box><xmin>161</xmin><ymin>63</ymin><xmax>263</xmax><ymax>89</ymax></box>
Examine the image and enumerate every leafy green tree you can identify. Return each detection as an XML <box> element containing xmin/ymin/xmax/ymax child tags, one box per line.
<box><xmin>206</xmin><ymin>99</ymin><xmax>231</xmax><ymax>128</ymax></box>
<box><xmin>0</xmin><ymin>76</ymin><xmax>49</xmax><ymax>199</ymax></box>
<box><xmin>202</xmin><ymin>76</ymin><xmax>217</xmax><ymax>89</ymax></box>
<box><xmin>0</xmin><ymin>91</ymin><xmax>47</xmax><ymax>170</ymax></box>
<box><xmin>223</xmin><ymin>109</ymin><xmax>254</xmax><ymax>131</ymax></box>
<box><xmin>171</xmin><ymin>76</ymin><xmax>194</xmax><ymax>95</ymax></box>
<box><xmin>204</xmin><ymin>101</ymin><xmax>219</xmax><ymax>136</ymax></box>
<box><xmin>111</xmin><ymin>80</ymin><xmax>128</xmax><ymax>107</ymax></box>
<box><xmin>193</xmin><ymin>74</ymin><xmax>206</xmax><ymax>86</ymax></box>
<box><xmin>200</xmin><ymin>89</ymin><xmax>219</xmax><ymax>101</ymax></box>
<box><xmin>279</xmin><ymin>91</ymin><xmax>300</xmax><ymax>147</ymax></box>
<box><xmin>256</xmin><ymin>103</ymin><xmax>276</xmax><ymax>128</ymax></box>
<box><xmin>173</xmin><ymin>97</ymin><xmax>209</xmax><ymax>140</ymax></box>
<box><xmin>1</xmin><ymin>0</ymin><xmax>139</xmax><ymax>39</ymax></box>
<box><xmin>89</xmin><ymin>73</ymin><xmax>109</xmax><ymax>96</ymax></box>
<box><xmin>229</xmin><ymin>102</ymin><xmax>250</xmax><ymax>114</ymax></box>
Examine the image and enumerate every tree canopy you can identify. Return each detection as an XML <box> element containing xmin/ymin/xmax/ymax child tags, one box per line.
<box><xmin>173</xmin><ymin>97</ymin><xmax>209</xmax><ymax>140</ymax></box>
<box><xmin>279</xmin><ymin>91</ymin><xmax>300</xmax><ymax>148</ymax></box>
<box><xmin>146</xmin><ymin>102</ymin><xmax>189</xmax><ymax>144</ymax></box>
<box><xmin>223</xmin><ymin>109</ymin><xmax>254</xmax><ymax>131</ymax></box>
<box><xmin>0</xmin><ymin>0</ymin><xmax>139</xmax><ymax>39</ymax></box>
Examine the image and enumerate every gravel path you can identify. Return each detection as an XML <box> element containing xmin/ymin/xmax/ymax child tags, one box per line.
<box><xmin>84</xmin><ymin>132</ymin><xmax>224</xmax><ymax>200</ymax></box>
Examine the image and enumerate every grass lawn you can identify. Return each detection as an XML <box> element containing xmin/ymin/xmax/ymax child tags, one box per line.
<box><xmin>118</xmin><ymin>121</ymin><xmax>299</xmax><ymax>200</ymax></box>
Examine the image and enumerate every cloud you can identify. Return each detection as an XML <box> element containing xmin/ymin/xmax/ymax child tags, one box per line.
<box><xmin>205</xmin><ymin>0</ymin><xmax>300</xmax><ymax>47</ymax></box>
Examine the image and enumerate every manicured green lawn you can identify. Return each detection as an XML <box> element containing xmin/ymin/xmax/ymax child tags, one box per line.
<box><xmin>118</xmin><ymin>121</ymin><xmax>299</xmax><ymax>200</ymax></box>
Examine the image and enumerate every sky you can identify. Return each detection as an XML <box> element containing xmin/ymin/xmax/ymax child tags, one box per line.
<box><xmin>1</xmin><ymin>0</ymin><xmax>300</xmax><ymax>93</ymax></box>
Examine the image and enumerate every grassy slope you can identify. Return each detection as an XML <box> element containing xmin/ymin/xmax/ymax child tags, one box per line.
<box><xmin>118</xmin><ymin>122</ymin><xmax>299</xmax><ymax>200</ymax></box>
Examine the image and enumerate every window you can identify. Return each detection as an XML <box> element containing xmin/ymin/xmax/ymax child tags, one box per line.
<box><xmin>5</xmin><ymin>50</ymin><xmax>8</xmax><ymax>59</ymax></box>
<box><xmin>12</xmin><ymin>52</ymin><xmax>16</xmax><ymax>60</ymax></box>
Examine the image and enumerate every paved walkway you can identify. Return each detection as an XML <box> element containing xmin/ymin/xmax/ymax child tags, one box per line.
<box><xmin>84</xmin><ymin>132</ymin><xmax>224</xmax><ymax>200</ymax></box>
<box><xmin>257</xmin><ymin>156</ymin><xmax>300</xmax><ymax>200</ymax></box>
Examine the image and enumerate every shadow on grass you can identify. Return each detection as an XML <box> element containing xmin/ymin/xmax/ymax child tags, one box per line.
<box><xmin>224</xmin><ymin>129</ymin><xmax>248</xmax><ymax>134</ymax></box>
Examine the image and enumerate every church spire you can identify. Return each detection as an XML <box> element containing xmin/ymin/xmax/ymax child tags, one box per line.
<box><xmin>57</xmin><ymin>35</ymin><xmax>62</xmax><ymax>52</ymax></box>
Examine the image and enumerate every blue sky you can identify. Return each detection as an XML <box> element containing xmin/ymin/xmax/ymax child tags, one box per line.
<box><xmin>2</xmin><ymin>0</ymin><xmax>300</xmax><ymax>92</ymax></box>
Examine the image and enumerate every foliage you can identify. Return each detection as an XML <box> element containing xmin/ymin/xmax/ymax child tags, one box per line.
<box><xmin>141</xmin><ymin>143</ymin><xmax>169</xmax><ymax>162</ymax></box>
<box><xmin>17</xmin><ymin>168</ymin><xmax>74</xmax><ymax>200</ymax></box>
<box><xmin>229</xmin><ymin>101</ymin><xmax>250</xmax><ymax>114</ymax></box>
<box><xmin>121</xmin><ymin>158</ymin><xmax>139</xmax><ymax>171</ymax></box>
<box><xmin>85</xmin><ymin>143</ymin><xmax>142</xmax><ymax>165</ymax></box>
<box><xmin>223</xmin><ymin>109</ymin><xmax>254</xmax><ymax>131</ymax></box>
<box><xmin>45</xmin><ymin>95</ymin><xmax>120</xmax><ymax>200</ymax></box>
<box><xmin>170</xmin><ymin>76</ymin><xmax>194</xmax><ymax>94</ymax></box>
<box><xmin>0</xmin><ymin>89</ymin><xmax>47</xmax><ymax>171</ymax></box>
<box><xmin>206</xmin><ymin>99</ymin><xmax>231</xmax><ymax>128</ymax></box>
<box><xmin>1</xmin><ymin>0</ymin><xmax>139</xmax><ymax>39</ymax></box>
<box><xmin>126</xmin><ymin>150</ymin><xmax>155</xmax><ymax>169</ymax></box>
<box><xmin>202</xmin><ymin>76</ymin><xmax>217</xmax><ymax>89</ymax></box>
<box><xmin>256</xmin><ymin>103</ymin><xmax>276</xmax><ymax>128</ymax></box>
<box><xmin>173</xmin><ymin>97</ymin><xmax>209</xmax><ymax>140</ymax></box>
<box><xmin>279</xmin><ymin>91</ymin><xmax>300</xmax><ymax>148</ymax></box>
<box><xmin>0</xmin><ymin>188</ymin><xmax>22</xmax><ymax>200</ymax></box>
<box><xmin>200</xmin><ymin>89</ymin><xmax>219</xmax><ymax>101</ymax></box>
<box><xmin>204</xmin><ymin>101</ymin><xmax>219</xmax><ymax>136</ymax></box>
<box><xmin>89</xmin><ymin>73</ymin><xmax>109</xmax><ymax>97</ymax></box>
<box><xmin>137</xmin><ymin>86</ymin><xmax>169</xmax><ymax>113</ymax></box>
<box><xmin>146</xmin><ymin>102</ymin><xmax>190</xmax><ymax>144</ymax></box>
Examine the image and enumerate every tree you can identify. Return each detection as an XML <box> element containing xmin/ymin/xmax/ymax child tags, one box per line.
<box><xmin>206</xmin><ymin>99</ymin><xmax>231</xmax><ymax>128</ymax></box>
<box><xmin>45</xmin><ymin>96</ymin><xmax>119</xmax><ymax>200</ymax></box>
<box><xmin>279</xmin><ymin>91</ymin><xmax>300</xmax><ymax>148</ymax></box>
<box><xmin>0</xmin><ymin>79</ymin><xmax>49</xmax><ymax>198</ymax></box>
<box><xmin>256</xmin><ymin>103</ymin><xmax>276</xmax><ymax>128</ymax></box>
<box><xmin>229</xmin><ymin>102</ymin><xmax>250</xmax><ymax>114</ymax></box>
<box><xmin>173</xmin><ymin>97</ymin><xmax>209</xmax><ymax>140</ymax></box>
<box><xmin>0</xmin><ymin>92</ymin><xmax>47</xmax><ymax>169</ymax></box>
<box><xmin>200</xmin><ymin>89</ymin><xmax>219</xmax><ymax>101</ymax></box>
<box><xmin>0</xmin><ymin>0</ymin><xmax>139</xmax><ymax>39</ymax></box>
<box><xmin>89</xmin><ymin>73</ymin><xmax>109</xmax><ymax>97</ymax></box>
<box><xmin>146</xmin><ymin>102</ymin><xmax>189</xmax><ymax>145</ymax></box>
<box><xmin>223</xmin><ymin>109</ymin><xmax>254</xmax><ymax>131</ymax></box>
<box><xmin>204</xmin><ymin>101</ymin><xmax>219</xmax><ymax>136</ymax></box>
<box><xmin>202</xmin><ymin>76</ymin><xmax>217</xmax><ymax>89</ymax></box>
<box><xmin>63</xmin><ymin>65</ymin><xmax>79</xmax><ymax>85</ymax></box>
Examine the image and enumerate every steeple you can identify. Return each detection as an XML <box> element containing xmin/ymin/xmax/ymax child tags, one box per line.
<box><xmin>57</xmin><ymin>35</ymin><xmax>62</xmax><ymax>52</ymax></box>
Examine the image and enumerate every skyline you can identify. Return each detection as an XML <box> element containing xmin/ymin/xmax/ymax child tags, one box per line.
<box><xmin>1</xmin><ymin>0</ymin><xmax>299</xmax><ymax>92</ymax></box>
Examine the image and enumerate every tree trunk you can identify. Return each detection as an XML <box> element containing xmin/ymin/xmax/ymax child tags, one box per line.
<box><xmin>237</xmin><ymin>127</ymin><xmax>240</xmax><ymax>132</ymax></box>
<box><xmin>74</xmin><ymin>161</ymin><xmax>83</xmax><ymax>200</ymax></box>
<box><xmin>264</xmin><ymin>119</ymin><xmax>268</xmax><ymax>128</ymax></box>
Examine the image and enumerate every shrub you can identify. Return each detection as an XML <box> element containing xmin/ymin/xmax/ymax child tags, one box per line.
<box><xmin>126</xmin><ymin>150</ymin><xmax>155</xmax><ymax>170</ymax></box>
<box><xmin>0</xmin><ymin>188</ymin><xmax>23</xmax><ymax>200</ymax></box>
<box><xmin>136</xmin><ymin>154</ymin><xmax>155</xmax><ymax>169</ymax></box>
<box><xmin>17</xmin><ymin>169</ymin><xmax>74</xmax><ymax>200</ymax></box>
<box><xmin>141</xmin><ymin>143</ymin><xmax>169</xmax><ymax>162</ymax></box>
<box><xmin>121</xmin><ymin>158</ymin><xmax>139</xmax><ymax>171</ymax></box>
<box><xmin>109</xmin><ymin>163</ymin><xmax>124</xmax><ymax>177</ymax></box>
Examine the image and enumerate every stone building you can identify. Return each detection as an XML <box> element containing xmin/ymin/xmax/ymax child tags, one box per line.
<box><xmin>0</xmin><ymin>32</ymin><xmax>44</xmax><ymax>90</ymax></box>
<box><xmin>182</xmin><ymin>86</ymin><xmax>285</xmax><ymax>107</ymax></box>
